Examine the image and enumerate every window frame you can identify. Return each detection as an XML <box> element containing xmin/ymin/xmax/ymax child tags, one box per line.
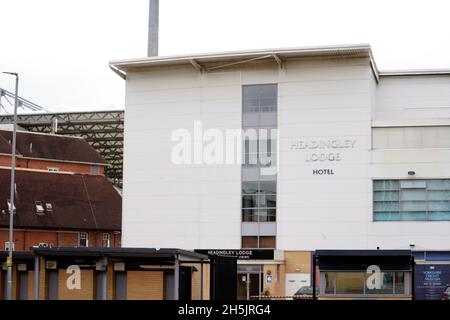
<box><xmin>102</xmin><ymin>232</ymin><xmax>111</xmax><ymax>248</ymax></box>
<box><xmin>373</xmin><ymin>179</ymin><xmax>450</xmax><ymax>221</ymax></box>
<box><xmin>78</xmin><ymin>232</ymin><xmax>89</xmax><ymax>247</ymax></box>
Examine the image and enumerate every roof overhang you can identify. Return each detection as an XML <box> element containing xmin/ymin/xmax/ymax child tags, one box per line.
<box><xmin>110</xmin><ymin>43</ymin><xmax>379</xmax><ymax>81</ymax></box>
<box><xmin>380</xmin><ymin>69</ymin><xmax>450</xmax><ymax>77</ymax></box>
<box><xmin>32</xmin><ymin>247</ymin><xmax>209</xmax><ymax>262</ymax></box>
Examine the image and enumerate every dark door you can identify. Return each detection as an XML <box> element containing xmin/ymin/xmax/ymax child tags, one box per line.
<box><xmin>210</xmin><ymin>255</ymin><xmax>237</xmax><ymax>300</ymax></box>
<box><xmin>47</xmin><ymin>270</ymin><xmax>59</xmax><ymax>300</ymax></box>
<box><xmin>18</xmin><ymin>272</ymin><xmax>28</xmax><ymax>300</ymax></box>
<box><xmin>179</xmin><ymin>267</ymin><xmax>192</xmax><ymax>300</ymax></box>
<box><xmin>114</xmin><ymin>272</ymin><xmax>127</xmax><ymax>300</ymax></box>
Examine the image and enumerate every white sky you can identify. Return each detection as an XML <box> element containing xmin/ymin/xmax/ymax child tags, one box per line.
<box><xmin>1</xmin><ymin>0</ymin><xmax>450</xmax><ymax>112</ymax></box>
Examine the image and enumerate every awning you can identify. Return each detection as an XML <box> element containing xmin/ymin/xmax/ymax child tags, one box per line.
<box><xmin>315</xmin><ymin>250</ymin><xmax>413</xmax><ymax>271</ymax></box>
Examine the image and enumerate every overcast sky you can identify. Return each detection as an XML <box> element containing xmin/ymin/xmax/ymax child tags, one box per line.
<box><xmin>1</xmin><ymin>0</ymin><xmax>450</xmax><ymax>112</ymax></box>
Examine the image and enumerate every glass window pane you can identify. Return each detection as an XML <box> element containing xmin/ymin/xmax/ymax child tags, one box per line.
<box><xmin>401</xmin><ymin>190</ymin><xmax>426</xmax><ymax>201</ymax></box>
<box><xmin>242</xmin><ymin>181</ymin><xmax>258</xmax><ymax>194</ymax></box>
<box><xmin>374</xmin><ymin>191</ymin><xmax>399</xmax><ymax>201</ymax></box>
<box><xmin>243</xmin><ymin>99</ymin><xmax>259</xmax><ymax>113</ymax></box>
<box><xmin>400</xmin><ymin>180</ymin><xmax>426</xmax><ymax>189</ymax></box>
<box><xmin>260</xmin><ymin>180</ymin><xmax>276</xmax><ymax>193</ymax></box>
<box><xmin>242</xmin><ymin>195</ymin><xmax>257</xmax><ymax>208</ymax></box>
<box><xmin>428</xmin><ymin>190</ymin><xmax>450</xmax><ymax>201</ymax></box>
<box><xmin>324</xmin><ymin>272</ymin><xmax>335</xmax><ymax>294</ymax></box>
<box><xmin>427</xmin><ymin>179</ymin><xmax>450</xmax><ymax>190</ymax></box>
<box><xmin>258</xmin><ymin>208</ymin><xmax>276</xmax><ymax>222</ymax></box>
<box><xmin>259</xmin><ymin>99</ymin><xmax>277</xmax><ymax>112</ymax></box>
<box><xmin>374</xmin><ymin>202</ymin><xmax>399</xmax><ymax>212</ymax></box>
<box><xmin>401</xmin><ymin>211</ymin><xmax>426</xmax><ymax>221</ymax></box>
<box><xmin>374</xmin><ymin>212</ymin><xmax>400</xmax><ymax>221</ymax></box>
<box><xmin>428</xmin><ymin>211</ymin><xmax>450</xmax><ymax>220</ymax></box>
<box><xmin>400</xmin><ymin>201</ymin><xmax>426</xmax><ymax>211</ymax></box>
<box><xmin>374</xmin><ymin>180</ymin><xmax>399</xmax><ymax>191</ymax></box>
<box><xmin>394</xmin><ymin>272</ymin><xmax>405</xmax><ymax>295</ymax></box>
<box><xmin>336</xmin><ymin>272</ymin><xmax>364</xmax><ymax>294</ymax></box>
<box><xmin>258</xmin><ymin>84</ymin><xmax>277</xmax><ymax>98</ymax></box>
<box><xmin>365</xmin><ymin>272</ymin><xmax>394</xmax><ymax>295</ymax></box>
<box><xmin>257</xmin><ymin>193</ymin><xmax>276</xmax><ymax>208</ymax></box>
<box><xmin>242</xmin><ymin>209</ymin><xmax>257</xmax><ymax>222</ymax></box>
<box><xmin>428</xmin><ymin>201</ymin><xmax>450</xmax><ymax>211</ymax></box>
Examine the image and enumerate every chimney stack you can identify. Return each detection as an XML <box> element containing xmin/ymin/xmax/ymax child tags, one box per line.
<box><xmin>148</xmin><ymin>0</ymin><xmax>159</xmax><ymax>56</ymax></box>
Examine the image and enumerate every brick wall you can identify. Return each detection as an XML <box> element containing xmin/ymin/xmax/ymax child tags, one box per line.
<box><xmin>0</xmin><ymin>229</ymin><xmax>121</xmax><ymax>251</ymax></box>
<box><xmin>263</xmin><ymin>264</ymin><xmax>286</xmax><ymax>297</ymax></box>
<box><xmin>0</xmin><ymin>155</ymin><xmax>105</xmax><ymax>176</ymax></box>
<box><xmin>126</xmin><ymin>271</ymin><xmax>163</xmax><ymax>300</ymax></box>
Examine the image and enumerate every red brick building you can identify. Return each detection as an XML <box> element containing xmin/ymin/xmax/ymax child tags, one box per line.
<box><xmin>0</xmin><ymin>129</ymin><xmax>122</xmax><ymax>250</ymax></box>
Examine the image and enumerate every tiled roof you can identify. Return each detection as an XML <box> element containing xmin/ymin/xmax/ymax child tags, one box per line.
<box><xmin>0</xmin><ymin>168</ymin><xmax>121</xmax><ymax>230</ymax></box>
<box><xmin>0</xmin><ymin>130</ymin><xmax>107</xmax><ymax>165</ymax></box>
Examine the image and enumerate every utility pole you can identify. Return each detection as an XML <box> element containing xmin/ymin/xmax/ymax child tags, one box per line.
<box><xmin>2</xmin><ymin>71</ymin><xmax>19</xmax><ymax>300</ymax></box>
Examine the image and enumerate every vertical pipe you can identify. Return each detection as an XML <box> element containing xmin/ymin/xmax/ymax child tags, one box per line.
<box><xmin>200</xmin><ymin>262</ymin><xmax>204</xmax><ymax>300</ymax></box>
<box><xmin>99</xmin><ymin>257</ymin><xmax>108</xmax><ymax>300</ymax></box>
<box><xmin>174</xmin><ymin>255</ymin><xmax>179</xmax><ymax>300</ymax></box>
<box><xmin>6</xmin><ymin>73</ymin><xmax>18</xmax><ymax>300</ymax></box>
<box><xmin>148</xmin><ymin>0</ymin><xmax>159</xmax><ymax>56</ymax></box>
<box><xmin>312</xmin><ymin>254</ymin><xmax>316</xmax><ymax>300</ymax></box>
<box><xmin>411</xmin><ymin>256</ymin><xmax>415</xmax><ymax>300</ymax></box>
<box><xmin>34</xmin><ymin>256</ymin><xmax>39</xmax><ymax>300</ymax></box>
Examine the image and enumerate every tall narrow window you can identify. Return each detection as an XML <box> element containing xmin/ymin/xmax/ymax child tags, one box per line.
<box><xmin>241</xmin><ymin>84</ymin><xmax>277</xmax><ymax>249</ymax></box>
<box><xmin>79</xmin><ymin>232</ymin><xmax>88</xmax><ymax>247</ymax></box>
<box><xmin>102</xmin><ymin>233</ymin><xmax>111</xmax><ymax>248</ymax></box>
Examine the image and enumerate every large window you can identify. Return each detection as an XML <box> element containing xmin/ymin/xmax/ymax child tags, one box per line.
<box><xmin>373</xmin><ymin>179</ymin><xmax>450</xmax><ymax>221</ymax></box>
<box><xmin>241</xmin><ymin>84</ymin><xmax>277</xmax><ymax>249</ymax></box>
<box><xmin>322</xmin><ymin>271</ymin><xmax>407</xmax><ymax>296</ymax></box>
<box><xmin>242</xmin><ymin>84</ymin><xmax>277</xmax><ymax>225</ymax></box>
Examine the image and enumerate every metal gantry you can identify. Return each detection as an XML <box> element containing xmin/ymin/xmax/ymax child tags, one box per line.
<box><xmin>0</xmin><ymin>89</ymin><xmax>124</xmax><ymax>186</ymax></box>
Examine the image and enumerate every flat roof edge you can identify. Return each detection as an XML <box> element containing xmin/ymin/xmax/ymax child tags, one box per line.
<box><xmin>380</xmin><ymin>69</ymin><xmax>450</xmax><ymax>76</ymax></box>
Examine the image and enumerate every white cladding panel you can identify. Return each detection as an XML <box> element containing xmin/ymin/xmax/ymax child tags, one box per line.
<box><xmin>376</xmin><ymin>75</ymin><xmax>450</xmax><ymax>121</ymax></box>
<box><xmin>122</xmin><ymin>58</ymin><xmax>450</xmax><ymax>251</ymax></box>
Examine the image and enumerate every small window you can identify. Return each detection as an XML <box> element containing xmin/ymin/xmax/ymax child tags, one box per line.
<box><xmin>47</xmin><ymin>167</ymin><xmax>59</xmax><ymax>172</ymax></box>
<box><xmin>35</xmin><ymin>201</ymin><xmax>45</xmax><ymax>215</ymax></box>
<box><xmin>45</xmin><ymin>203</ymin><xmax>53</xmax><ymax>212</ymax></box>
<box><xmin>79</xmin><ymin>232</ymin><xmax>88</xmax><ymax>247</ymax></box>
<box><xmin>102</xmin><ymin>233</ymin><xmax>110</xmax><ymax>248</ymax></box>
<box><xmin>90</xmin><ymin>165</ymin><xmax>100</xmax><ymax>175</ymax></box>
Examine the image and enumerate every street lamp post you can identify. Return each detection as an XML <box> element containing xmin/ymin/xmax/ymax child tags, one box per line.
<box><xmin>2</xmin><ymin>71</ymin><xmax>19</xmax><ymax>300</ymax></box>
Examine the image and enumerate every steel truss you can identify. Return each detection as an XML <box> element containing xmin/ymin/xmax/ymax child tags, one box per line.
<box><xmin>0</xmin><ymin>109</ymin><xmax>124</xmax><ymax>186</ymax></box>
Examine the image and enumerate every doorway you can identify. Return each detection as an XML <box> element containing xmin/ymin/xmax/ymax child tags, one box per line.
<box><xmin>237</xmin><ymin>265</ymin><xmax>263</xmax><ymax>300</ymax></box>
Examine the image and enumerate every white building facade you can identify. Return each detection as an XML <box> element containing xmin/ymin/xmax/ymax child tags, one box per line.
<box><xmin>111</xmin><ymin>44</ymin><xmax>450</xmax><ymax>299</ymax></box>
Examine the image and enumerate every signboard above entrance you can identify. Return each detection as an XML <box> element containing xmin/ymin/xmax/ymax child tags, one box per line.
<box><xmin>195</xmin><ymin>249</ymin><xmax>274</xmax><ymax>260</ymax></box>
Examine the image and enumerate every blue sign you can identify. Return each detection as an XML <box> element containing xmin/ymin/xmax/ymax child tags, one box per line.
<box><xmin>267</xmin><ymin>275</ymin><xmax>272</xmax><ymax>284</ymax></box>
<box><xmin>415</xmin><ymin>264</ymin><xmax>450</xmax><ymax>300</ymax></box>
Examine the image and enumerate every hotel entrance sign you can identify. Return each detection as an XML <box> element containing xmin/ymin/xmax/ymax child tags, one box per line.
<box><xmin>195</xmin><ymin>249</ymin><xmax>274</xmax><ymax>260</ymax></box>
